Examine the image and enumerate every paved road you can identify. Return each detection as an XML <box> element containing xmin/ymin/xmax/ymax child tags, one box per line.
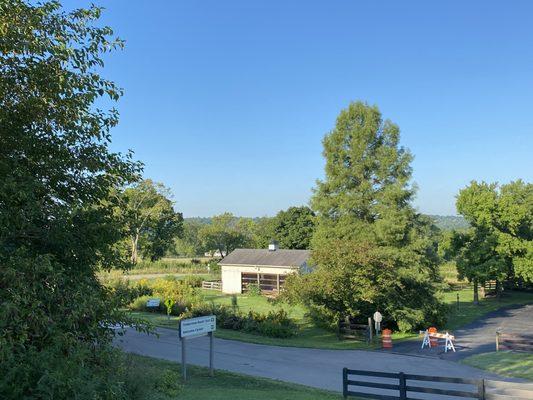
<box><xmin>115</xmin><ymin>327</ymin><xmax>512</xmax><ymax>398</ymax></box>
<box><xmin>388</xmin><ymin>303</ymin><xmax>533</xmax><ymax>361</ymax></box>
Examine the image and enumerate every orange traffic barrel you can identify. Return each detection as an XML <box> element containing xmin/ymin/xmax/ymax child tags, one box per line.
<box><xmin>428</xmin><ymin>327</ymin><xmax>438</xmax><ymax>347</ymax></box>
<box><xmin>382</xmin><ymin>329</ymin><xmax>392</xmax><ymax>349</ymax></box>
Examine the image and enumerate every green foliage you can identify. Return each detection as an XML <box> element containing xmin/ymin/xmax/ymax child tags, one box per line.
<box><xmin>115</xmin><ymin>179</ymin><xmax>183</xmax><ymax>263</ymax></box>
<box><xmin>129</xmin><ymin>295</ymin><xmax>158</xmax><ymax>312</ymax></box>
<box><xmin>455</xmin><ymin>180</ymin><xmax>533</xmax><ymax>282</ymax></box>
<box><xmin>199</xmin><ymin>212</ymin><xmax>254</xmax><ymax>256</ymax></box>
<box><xmin>440</xmin><ymin>228</ymin><xmax>506</xmax><ymax>302</ymax></box>
<box><xmin>0</xmin><ymin>1</ymin><xmax>148</xmax><ymax>398</ymax></box>
<box><xmin>150</xmin><ymin>277</ymin><xmax>201</xmax><ymax>313</ymax></box>
<box><xmin>291</xmin><ymin>101</ymin><xmax>444</xmax><ymax>332</ymax></box>
<box><xmin>255</xmin><ymin>207</ymin><xmax>316</xmax><ymax>249</ymax></box>
<box><xmin>181</xmin><ymin>303</ymin><xmax>298</xmax><ymax>338</ymax></box>
<box><xmin>247</xmin><ymin>283</ymin><xmax>262</xmax><ymax>297</ymax></box>
<box><xmin>173</xmin><ymin>220</ymin><xmax>206</xmax><ymax>257</ymax></box>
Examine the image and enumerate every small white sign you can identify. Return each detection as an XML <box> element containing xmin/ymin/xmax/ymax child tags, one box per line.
<box><xmin>373</xmin><ymin>311</ymin><xmax>382</xmax><ymax>322</ymax></box>
<box><xmin>180</xmin><ymin>315</ymin><xmax>216</xmax><ymax>338</ymax></box>
<box><xmin>146</xmin><ymin>298</ymin><xmax>161</xmax><ymax>308</ymax></box>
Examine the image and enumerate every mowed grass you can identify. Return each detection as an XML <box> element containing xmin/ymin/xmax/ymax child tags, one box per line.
<box><xmin>131</xmin><ymin>290</ymin><xmax>410</xmax><ymax>349</ymax></box>
<box><xmin>461</xmin><ymin>352</ymin><xmax>533</xmax><ymax>381</ymax></box>
<box><xmin>126</xmin><ymin>353</ymin><xmax>345</xmax><ymax>400</ymax></box>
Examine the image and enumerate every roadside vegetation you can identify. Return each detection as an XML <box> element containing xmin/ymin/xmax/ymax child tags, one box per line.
<box><xmin>109</xmin><ymin>353</ymin><xmax>344</xmax><ymax>400</ymax></box>
<box><xmin>461</xmin><ymin>352</ymin><xmax>533</xmax><ymax>381</ymax></box>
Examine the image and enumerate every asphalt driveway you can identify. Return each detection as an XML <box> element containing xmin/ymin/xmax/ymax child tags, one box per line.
<box><xmin>114</xmin><ymin>326</ymin><xmax>510</xmax><ymax>397</ymax></box>
<box><xmin>387</xmin><ymin>303</ymin><xmax>533</xmax><ymax>361</ymax></box>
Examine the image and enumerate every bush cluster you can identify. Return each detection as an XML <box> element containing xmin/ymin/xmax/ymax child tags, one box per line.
<box><xmin>125</xmin><ymin>276</ymin><xmax>298</xmax><ymax>338</ymax></box>
<box><xmin>105</xmin><ymin>277</ymin><xmax>153</xmax><ymax>306</ymax></box>
<box><xmin>182</xmin><ymin>303</ymin><xmax>298</xmax><ymax>338</ymax></box>
<box><xmin>127</xmin><ymin>276</ymin><xmax>202</xmax><ymax>315</ymax></box>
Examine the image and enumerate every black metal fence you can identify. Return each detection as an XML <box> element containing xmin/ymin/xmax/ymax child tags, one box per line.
<box><xmin>342</xmin><ymin>368</ymin><xmax>533</xmax><ymax>400</ymax></box>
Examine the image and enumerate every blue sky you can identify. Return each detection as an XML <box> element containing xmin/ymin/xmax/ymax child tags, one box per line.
<box><xmin>82</xmin><ymin>0</ymin><xmax>532</xmax><ymax>217</ymax></box>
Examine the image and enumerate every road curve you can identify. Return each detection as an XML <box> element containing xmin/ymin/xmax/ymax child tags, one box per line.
<box><xmin>114</xmin><ymin>326</ymin><xmax>510</xmax><ymax>396</ymax></box>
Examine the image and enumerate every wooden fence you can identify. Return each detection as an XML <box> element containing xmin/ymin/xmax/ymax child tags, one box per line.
<box><xmin>342</xmin><ymin>368</ymin><xmax>533</xmax><ymax>400</ymax></box>
<box><xmin>201</xmin><ymin>280</ymin><xmax>222</xmax><ymax>291</ymax></box>
<box><xmin>337</xmin><ymin>317</ymin><xmax>371</xmax><ymax>341</ymax></box>
<box><xmin>496</xmin><ymin>331</ymin><xmax>533</xmax><ymax>352</ymax></box>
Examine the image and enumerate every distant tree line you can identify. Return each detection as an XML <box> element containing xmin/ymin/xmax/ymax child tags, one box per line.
<box><xmin>172</xmin><ymin>206</ymin><xmax>316</xmax><ymax>257</ymax></box>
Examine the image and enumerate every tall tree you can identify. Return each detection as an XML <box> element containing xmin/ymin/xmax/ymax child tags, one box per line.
<box><xmin>116</xmin><ymin>179</ymin><xmax>183</xmax><ymax>263</ymax></box>
<box><xmin>199</xmin><ymin>213</ymin><xmax>253</xmax><ymax>257</ymax></box>
<box><xmin>252</xmin><ymin>207</ymin><xmax>315</xmax><ymax>250</ymax></box>
<box><xmin>293</xmin><ymin>101</ymin><xmax>444</xmax><ymax>331</ymax></box>
<box><xmin>272</xmin><ymin>206</ymin><xmax>316</xmax><ymax>249</ymax></box>
<box><xmin>0</xmin><ymin>1</ymin><xmax>143</xmax><ymax>397</ymax></box>
<box><xmin>454</xmin><ymin>180</ymin><xmax>533</xmax><ymax>285</ymax></box>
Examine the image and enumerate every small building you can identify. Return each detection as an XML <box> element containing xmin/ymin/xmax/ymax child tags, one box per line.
<box><xmin>220</xmin><ymin>242</ymin><xmax>311</xmax><ymax>294</ymax></box>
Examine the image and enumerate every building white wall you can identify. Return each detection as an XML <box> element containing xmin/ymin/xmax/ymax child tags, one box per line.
<box><xmin>221</xmin><ymin>264</ymin><xmax>298</xmax><ymax>294</ymax></box>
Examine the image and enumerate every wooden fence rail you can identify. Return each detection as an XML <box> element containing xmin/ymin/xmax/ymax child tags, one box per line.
<box><xmin>337</xmin><ymin>317</ymin><xmax>372</xmax><ymax>341</ymax></box>
<box><xmin>343</xmin><ymin>368</ymin><xmax>533</xmax><ymax>400</ymax></box>
<box><xmin>201</xmin><ymin>280</ymin><xmax>222</xmax><ymax>291</ymax></box>
<box><xmin>496</xmin><ymin>331</ymin><xmax>533</xmax><ymax>352</ymax></box>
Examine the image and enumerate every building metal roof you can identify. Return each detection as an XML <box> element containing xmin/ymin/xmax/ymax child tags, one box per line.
<box><xmin>219</xmin><ymin>248</ymin><xmax>311</xmax><ymax>267</ymax></box>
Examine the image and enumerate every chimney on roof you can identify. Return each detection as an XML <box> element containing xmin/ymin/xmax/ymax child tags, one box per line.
<box><xmin>268</xmin><ymin>240</ymin><xmax>279</xmax><ymax>251</ymax></box>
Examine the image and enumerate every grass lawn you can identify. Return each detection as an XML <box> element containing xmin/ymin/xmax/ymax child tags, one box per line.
<box><xmin>461</xmin><ymin>351</ymin><xmax>533</xmax><ymax>381</ymax></box>
<box><xmin>131</xmin><ymin>287</ymin><xmax>533</xmax><ymax>349</ymax></box>
<box><xmin>125</xmin><ymin>353</ymin><xmax>344</xmax><ymax>400</ymax></box>
<box><xmin>130</xmin><ymin>289</ymin><xmax>415</xmax><ymax>350</ymax></box>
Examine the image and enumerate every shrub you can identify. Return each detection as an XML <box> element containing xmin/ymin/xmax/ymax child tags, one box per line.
<box><xmin>247</xmin><ymin>283</ymin><xmax>261</xmax><ymax>297</ymax></box>
<box><xmin>129</xmin><ymin>295</ymin><xmax>156</xmax><ymax>312</ymax></box>
<box><xmin>182</xmin><ymin>303</ymin><xmax>297</xmax><ymax>338</ymax></box>
<box><xmin>182</xmin><ymin>275</ymin><xmax>203</xmax><ymax>288</ymax></box>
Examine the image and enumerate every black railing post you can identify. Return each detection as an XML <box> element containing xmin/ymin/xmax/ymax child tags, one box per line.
<box><xmin>477</xmin><ymin>378</ymin><xmax>485</xmax><ymax>400</ymax></box>
<box><xmin>342</xmin><ymin>367</ymin><xmax>348</xmax><ymax>399</ymax></box>
<box><xmin>399</xmin><ymin>371</ymin><xmax>407</xmax><ymax>400</ymax></box>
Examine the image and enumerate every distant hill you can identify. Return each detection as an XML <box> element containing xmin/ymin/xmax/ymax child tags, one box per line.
<box><xmin>184</xmin><ymin>217</ymin><xmax>212</xmax><ymax>225</ymax></box>
<box><xmin>186</xmin><ymin>215</ymin><xmax>469</xmax><ymax>231</ymax></box>
<box><xmin>427</xmin><ymin>215</ymin><xmax>469</xmax><ymax>231</ymax></box>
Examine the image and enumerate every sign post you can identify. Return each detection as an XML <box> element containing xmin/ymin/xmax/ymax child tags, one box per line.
<box><xmin>373</xmin><ymin>311</ymin><xmax>382</xmax><ymax>334</ymax></box>
<box><xmin>179</xmin><ymin>315</ymin><xmax>216</xmax><ymax>381</ymax></box>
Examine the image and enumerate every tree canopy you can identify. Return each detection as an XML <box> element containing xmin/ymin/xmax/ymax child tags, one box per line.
<box><xmin>198</xmin><ymin>212</ymin><xmax>254</xmax><ymax>256</ymax></box>
<box><xmin>287</xmin><ymin>101</ymin><xmax>444</xmax><ymax>331</ymax></box>
<box><xmin>0</xmin><ymin>1</ymin><xmax>144</xmax><ymax>397</ymax></box>
<box><xmin>444</xmin><ymin>180</ymin><xmax>533</xmax><ymax>294</ymax></box>
<box><xmin>116</xmin><ymin>179</ymin><xmax>183</xmax><ymax>263</ymax></box>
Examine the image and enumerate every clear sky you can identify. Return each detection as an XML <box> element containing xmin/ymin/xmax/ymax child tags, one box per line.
<box><xmin>79</xmin><ymin>0</ymin><xmax>533</xmax><ymax>217</ymax></box>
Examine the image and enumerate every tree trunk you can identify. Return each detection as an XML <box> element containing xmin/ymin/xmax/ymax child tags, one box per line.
<box><xmin>473</xmin><ymin>278</ymin><xmax>479</xmax><ymax>305</ymax></box>
<box><xmin>496</xmin><ymin>279</ymin><xmax>501</xmax><ymax>302</ymax></box>
<box><xmin>131</xmin><ymin>234</ymin><xmax>139</xmax><ymax>264</ymax></box>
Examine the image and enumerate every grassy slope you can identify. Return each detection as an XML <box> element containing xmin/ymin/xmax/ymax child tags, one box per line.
<box><xmin>127</xmin><ymin>353</ymin><xmax>344</xmax><ymax>400</ymax></box>
<box><xmin>461</xmin><ymin>352</ymin><xmax>533</xmax><ymax>381</ymax></box>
